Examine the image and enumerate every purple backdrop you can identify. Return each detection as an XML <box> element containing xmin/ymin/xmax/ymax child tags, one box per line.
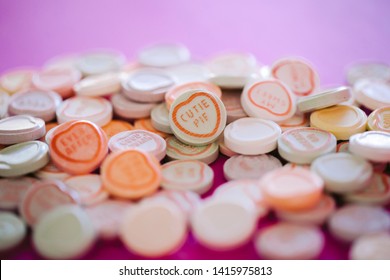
<box><xmin>0</xmin><ymin>0</ymin><xmax>389</xmax><ymax>260</ymax></box>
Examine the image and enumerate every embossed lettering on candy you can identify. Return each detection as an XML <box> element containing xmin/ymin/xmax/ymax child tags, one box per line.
<box><xmin>64</xmin><ymin>98</ymin><xmax>103</xmax><ymax>117</ymax></box>
<box><xmin>250</xmin><ymin>83</ymin><xmax>291</xmax><ymax>114</ymax></box>
<box><xmin>53</xmin><ymin>124</ymin><xmax>100</xmax><ymax>161</ymax></box>
<box><xmin>241</xmin><ymin>80</ymin><xmax>296</xmax><ymax>122</ymax></box>
<box><xmin>8</xmin><ymin>90</ymin><xmax>62</xmax><ymax>122</ymax></box>
<box><xmin>166</xmin><ymin>136</ymin><xmax>213</xmax><ymax>155</ymax></box>
<box><xmin>112</xmin><ymin>153</ymin><xmax>155</xmax><ymax>183</ymax></box>
<box><xmin>108</xmin><ymin>130</ymin><xmax>166</xmax><ymax>161</ymax></box>
<box><xmin>11</xmin><ymin>92</ymin><xmax>55</xmax><ymax>111</ymax></box>
<box><xmin>271</xmin><ymin>58</ymin><xmax>320</xmax><ymax>97</ymax></box>
<box><xmin>285</xmin><ymin>129</ymin><xmax>331</xmax><ymax>151</ymax></box>
<box><xmin>278</xmin><ymin>127</ymin><xmax>337</xmax><ymax>164</ymax></box>
<box><xmin>170</xmin><ymin>90</ymin><xmax>226</xmax><ymax>145</ymax></box>
<box><xmin>104</xmin><ymin>151</ymin><xmax>160</xmax><ymax>196</ymax></box>
<box><xmin>176</xmin><ymin>97</ymin><xmax>213</xmax><ymax>131</ymax></box>
<box><xmin>56</xmin><ymin>96</ymin><xmax>112</xmax><ymax>127</ymax></box>
<box><xmin>50</xmin><ymin>120</ymin><xmax>108</xmax><ymax>175</ymax></box>
<box><xmin>120</xmin><ymin>134</ymin><xmax>152</xmax><ymax>146</ymax></box>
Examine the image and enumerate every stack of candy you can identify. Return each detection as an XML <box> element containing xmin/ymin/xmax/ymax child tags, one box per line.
<box><xmin>0</xmin><ymin>44</ymin><xmax>389</xmax><ymax>260</ymax></box>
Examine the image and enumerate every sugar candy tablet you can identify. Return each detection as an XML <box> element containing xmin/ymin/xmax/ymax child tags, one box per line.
<box><xmin>0</xmin><ymin>91</ymin><xmax>10</xmax><ymax>119</ymax></box>
<box><xmin>221</xmin><ymin>89</ymin><xmax>248</xmax><ymax>123</ymax></box>
<box><xmin>134</xmin><ymin>118</ymin><xmax>169</xmax><ymax>138</ymax></box>
<box><xmin>334</xmin><ymin>142</ymin><xmax>387</xmax><ymax>173</ymax></box>
<box><xmin>153</xmin><ymin>190</ymin><xmax>201</xmax><ymax>219</ymax></box>
<box><xmin>255</xmin><ymin>223</ymin><xmax>324</xmax><ymax>259</ymax></box>
<box><xmin>165</xmin><ymin>136</ymin><xmax>219</xmax><ymax>164</ymax></box>
<box><xmin>207</xmin><ymin>53</ymin><xmax>259</xmax><ymax>88</ymax></box>
<box><xmin>150</xmin><ymin>103</ymin><xmax>173</xmax><ymax>134</ymax></box>
<box><xmin>367</xmin><ymin>106</ymin><xmax>390</xmax><ymax>132</ymax></box>
<box><xmin>0</xmin><ymin>68</ymin><xmax>35</xmax><ymax>95</ymax></box>
<box><xmin>275</xmin><ymin>195</ymin><xmax>336</xmax><ymax>225</ymax></box>
<box><xmin>0</xmin><ymin>177</ymin><xmax>38</xmax><ymax>209</ymax></box>
<box><xmin>165</xmin><ymin>81</ymin><xmax>222</xmax><ymax>110</ymax></box>
<box><xmin>49</xmin><ymin>120</ymin><xmax>108</xmax><ymax>175</ymax></box>
<box><xmin>0</xmin><ymin>212</ymin><xmax>26</xmax><ymax>251</ymax></box>
<box><xmin>311</xmin><ymin>153</ymin><xmax>373</xmax><ymax>193</ymax></box>
<box><xmin>138</xmin><ymin>43</ymin><xmax>191</xmax><ymax>68</ymax></box>
<box><xmin>120</xmin><ymin>198</ymin><xmax>187</xmax><ymax>257</ymax></box>
<box><xmin>297</xmin><ymin>86</ymin><xmax>351</xmax><ymax>113</ymax></box>
<box><xmin>85</xmin><ymin>200</ymin><xmax>132</xmax><ymax>240</ymax></box>
<box><xmin>282</xmin><ymin>163</ymin><xmax>311</xmax><ymax>170</ymax></box>
<box><xmin>161</xmin><ymin>160</ymin><xmax>213</xmax><ymax>194</ymax></box>
<box><xmin>20</xmin><ymin>180</ymin><xmax>79</xmax><ymax>226</ymax></box>
<box><xmin>122</xmin><ymin>61</ymin><xmax>143</xmax><ymax>73</ymax></box>
<box><xmin>45</xmin><ymin>121</ymin><xmax>71</xmax><ymax>145</ymax></box>
<box><xmin>0</xmin><ymin>115</ymin><xmax>45</xmax><ymax>145</ymax></box>
<box><xmin>310</xmin><ymin>105</ymin><xmax>367</xmax><ymax>140</ymax></box>
<box><xmin>344</xmin><ymin>172</ymin><xmax>390</xmax><ymax>206</ymax></box>
<box><xmin>41</xmin><ymin>122</ymin><xmax>58</xmax><ymax>141</ymax></box>
<box><xmin>111</xmin><ymin>93</ymin><xmax>157</xmax><ymax>120</ymax></box>
<box><xmin>241</xmin><ymin>79</ymin><xmax>296</xmax><ymax>122</ymax></box>
<box><xmin>33</xmin><ymin>205</ymin><xmax>96</xmax><ymax>259</ymax></box>
<box><xmin>101</xmin><ymin>149</ymin><xmax>161</xmax><ymax>199</ymax></box>
<box><xmin>167</xmin><ymin>63</ymin><xmax>211</xmax><ymax>84</ymax></box>
<box><xmin>338</xmin><ymin>141</ymin><xmax>387</xmax><ymax>171</ymax></box>
<box><xmin>328</xmin><ymin>205</ymin><xmax>390</xmax><ymax>242</ymax></box>
<box><xmin>278</xmin><ymin>127</ymin><xmax>337</xmax><ymax>164</ymax></box>
<box><xmin>169</xmin><ymin>89</ymin><xmax>226</xmax><ymax>145</ymax></box>
<box><xmin>349</xmin><ymin>131</ymin><xmax>390</xmax><ymax>162</ymax></box>
<box><xmin>213</xmin><ymin>180</ymin><xmax>268</xmax><ymax>218</ymax></box>
<box><xmin>218</xmin><ymin>135</ymin><xmax>238</xmax><ymax>157</ymax></box>
<box><xmin>8</xmin><ymin>90</ymin><xmax>62</xmax><ymax>122</ymax></box>
<box><xmin>224</xmin><ymin>117</ymin><xmax>281</xmax><ymax>155</ymax></box>
<box><xmin>0</xmin><ymin>141</ymin><xmax>49</xmax><ymax>177</ymax></box>
<box><xmin>32</xmin><ymin>66</ymin><xmax>81</xmax><ymax>99</ymax></box>
<box><xmin>258</xmin><ymin>65</ymin><xmax>271</xmax><ymax>79</ymax></box>
<box><xmin>74</xmin><ymin>72</ymin><xmax>121</xmax><ymax>96</ymax></box>
<box><xmin>278</xmin><ymin>113</ymin><xmax>309</xmax><ymax>131</ymax></box>
<box><xmin>271</xmin><ymin>57</ymin><xmax>320</xmax><ymax>96</ymax></box>
<box><xmin>340</xmin><ymin>90</ymin><xmax>359</xmax><ymax>106</ymax></box>
<box><xmin>350</xmin><ymin>232</ymin><xmax>390</xmax><ymax>260</ymax></box>
<box><xmin>76</xmin><ymin>49</ymin><xmax>126</xmax><ymax>76</ymax></box>
<box><xmin>108</xmin><ymin>130</ymin><xmax>166</xmax><ymax>161</ymax></box>
<box><xmin>121</xmin><ymin>68</ymin><xmax>174</xmax><ymax>103</ymax></box>
<box><xmin>101</xmin><ymin>120</ymin><xmax>134</xmax><ymax>139</ymax></box>
<box><xmin>34</xmin><ymin>160</ymin><xmax>71</xmax><ymax>180</ymax></box>
<box><xmin>191</xmin><ymin>196</ymin><xmax>257</xmax><ymax>251</ymax></box>
<box><xmin>44</xmin><ymin>54</ymin><xmax>79</xmax><ymax>70</ymax></box>
<box><xmin>354</xmin><ymin>78</ymin><xmax>390</xmax><ymax>110</ymax></box>
<box><xmin>346</xmin><ymin>62</ymin><xmax>390</xmax><ymax>85</ymax></box>
<box><xmin>336</xmin><ymin>141</ymin><xmax>350</xmax><ymax>153</ymax></box>
<box><xmin>223</xmin><ymin>154</ymin><xmax>282</xmax><ymax>181</ymax></box>
<box><xmin>64</xmin><ymin>174</ymin><xmax>109</xmax><ymax>206</ymax></box>
<box><xmin>259</xmin><ymin>166</ymin><xmax>324</xmax><ymax>211</ymax></box>
<box><xmin>56</xmin><ymin>96</ymin><xmax>112</xmax><ymax>127</ymax></box>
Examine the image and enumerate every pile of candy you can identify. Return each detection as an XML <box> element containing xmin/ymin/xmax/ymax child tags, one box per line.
<box><xmin>0</xmin><ymin>43</ymin><xmax>389</xmax><ymax>260</ymax></box>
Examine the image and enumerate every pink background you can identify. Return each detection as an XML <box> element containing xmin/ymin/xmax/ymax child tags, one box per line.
<box><xmin>1</xmin><ymin>0</ymin><xmax>389</xmax><ymax>259</ymax></box>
